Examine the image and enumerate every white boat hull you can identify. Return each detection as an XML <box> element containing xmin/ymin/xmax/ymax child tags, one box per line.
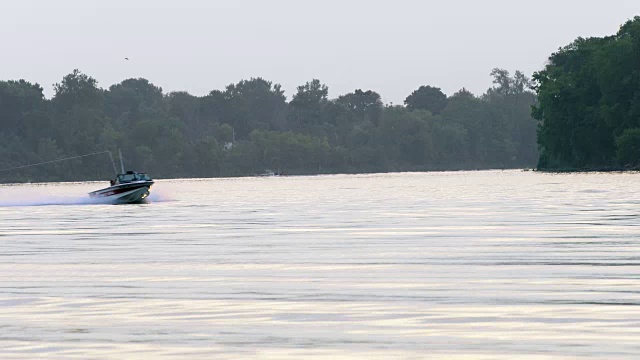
<box><xmin>89</xmin><ymin>180</ymin><xmax>153</xmax><ymax>204</ymax></box>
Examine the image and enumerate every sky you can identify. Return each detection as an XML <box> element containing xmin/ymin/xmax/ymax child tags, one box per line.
<box><xmin>3</xmin><ymin>0</ymin><xmax>640</xmax><ymax>104</ymax></box>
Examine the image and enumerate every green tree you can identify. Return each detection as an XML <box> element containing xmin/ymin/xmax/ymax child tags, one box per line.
<box><xmin>404</xmin><ymin>85</ymin><xmax>448</xmax><ymax>115</ymax></box>
<box><xmin>336</xmin><ymin>89</ymin><xmax>383</xmax><ymax>126</ymax></box>
<box><xmin>376</xmin><ymin>106</ymin><xmax>435</xmax><ymax>167</ymax></box>
<box><xmin>484</xmin><ymin>69</ymin><xmax>538</xmax><ymax>166</ymax></box>
<box><xmin>223</xmin><ymin>78</ymin><xmax>287</xmax><ymax>138</ymax></box>
<box><xmin>533</xmin><ymin>18</ymin><xmax>640</xmax><ymax>169</ymax></box>
<box><xmin>0</xmin><ymin>80</ymin><xmax>46</xmax><ymax>136</ymax></box>
<box><xmin>616</xmin><ymin>128</ymin><xmax>640</xmax><ymax>166</ymax></box>
<box><xmin>53</xmin><ymin>69</ymin><xmax>103</xmax><ymax>113</ymax></box>
<box><xmin>289</xmin><ymin>79</ymin><xmax>330</xmax><ymax>132</ymax></box>
<box><xmin>440</xmin><ymin>89</ymin><xmax>485</xmax><ymax>163</ymax></box>
<box><xmin>105</xmin><ymin>78</ymin><xmax>164</xmax><ymax>125</ymax></box>
<box><xmin>166</xmin><ymin>91</ymin><xmax>202</xmax><ymax>141</ymax></box>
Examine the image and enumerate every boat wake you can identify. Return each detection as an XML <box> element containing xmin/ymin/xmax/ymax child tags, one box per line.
<box><xmin>0</xmin><ymin>194</ymin><xmax>106</xmax><ymax>207</ymax></box>
<box><xmin>0</xmin><ymin>188</ymin><xmax>174</xmax><ymax>207</ymax></box>
<box><xmin>146</xmin><ymin>189</ymin><xmax>174</xmax><ymax>203</ymax></box>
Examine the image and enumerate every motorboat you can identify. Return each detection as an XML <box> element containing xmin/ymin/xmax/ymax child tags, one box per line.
<box><xmin>259</xmin><ymin>169</ymin><xmax>276</xmax><ymax>177</ymax></box>
<box><xmin>258</xmin><ymin>168</ymin><xmax>283</xmax><ymax>177</ymax></box>
<box><xmin>89</xmin><ymin>171</ymin><xmax>154</xmax><ymax>204</ymax></box>
<box><xmin>0</xmin><ymin>149</ymin><xmax>155</xmax><ymax>204</ymax></box>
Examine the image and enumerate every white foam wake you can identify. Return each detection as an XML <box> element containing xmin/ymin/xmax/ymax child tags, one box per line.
<box><xmin>0</xmin><ymin>187</ymin><xmax>174</xmax><ymax>207</ymax></box>
<box><xmin>0</xmin><ymin>194</ymin><xmax>107</xmax><ymax>207</ymax></box>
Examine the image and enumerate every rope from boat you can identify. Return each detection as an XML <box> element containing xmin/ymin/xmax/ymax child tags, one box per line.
<box><xmin>0</xmin><ymin>151</ymin><xmax>115</xmax><ymax>173</ymax></box>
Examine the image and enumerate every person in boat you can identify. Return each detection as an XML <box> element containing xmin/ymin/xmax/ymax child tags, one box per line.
<box><xmin>110</xmin><ymin>179</ymin><xmax>116</xmax><ymax>186</ymax></box>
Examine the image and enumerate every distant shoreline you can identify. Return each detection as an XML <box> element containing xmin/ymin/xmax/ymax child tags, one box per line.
<box><xmin>536</xmin><ymin>166</ymin><xmax>640</xmax><ymax>173</ymax></box>
<box><xmin>5</xmin><ymin>167</ymin><xmax>640</xmax><ymax>186</ymax></box>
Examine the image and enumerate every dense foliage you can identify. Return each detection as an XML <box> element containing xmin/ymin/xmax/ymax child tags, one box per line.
<box><xmin>533</xmin><ymin>16</ymin><xmax>640</xmax><ymax>170</ymax></box>
<box><xmin>0</xmin><ymin>69</ymin><xmax>537</xmax><ymax>182</ymax></box>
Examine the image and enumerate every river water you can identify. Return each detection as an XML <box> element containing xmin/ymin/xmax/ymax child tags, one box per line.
<box><xmin>0</xmin><ymin>171</ymin><xmax>639</xmax><ymax>359</ymax></box>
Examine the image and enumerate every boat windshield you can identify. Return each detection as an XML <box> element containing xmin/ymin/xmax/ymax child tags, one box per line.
<box><xmin>117</xmin><ymin>173</ymin><xmax>151</xmax><ymax>183</ymax></box>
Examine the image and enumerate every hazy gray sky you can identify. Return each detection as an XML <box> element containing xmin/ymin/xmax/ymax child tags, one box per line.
<box><xmin>3</xmin><ymin>0</ymin><xmax>639</xmax><ymax>103</ymax></box>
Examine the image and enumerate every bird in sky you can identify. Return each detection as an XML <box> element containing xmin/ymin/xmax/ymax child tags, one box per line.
<box><xmin>124</xmin><ymin>57</ymin><xmax>129</xmax><ymax>60</ymax></box>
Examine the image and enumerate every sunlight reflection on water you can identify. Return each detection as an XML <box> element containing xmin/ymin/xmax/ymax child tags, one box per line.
<box><xmin>0</xmin><ymin>171</ymin><xmax>639</xmax><ymax>359</ymax></box>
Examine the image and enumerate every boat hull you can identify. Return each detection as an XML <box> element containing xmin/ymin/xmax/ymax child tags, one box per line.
<box><xmin>89</xmin><ymin>181</ymin><xmax>153</xmax><ymax>204</ymax></box>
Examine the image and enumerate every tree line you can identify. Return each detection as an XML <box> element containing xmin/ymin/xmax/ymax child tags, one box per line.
<box><xmin>534</xmin><ymin>16</ymin><xmax>640</xmax><ymax>170</ymax></box>
<box><xmin>0</xmin><ymin>68</ymin><xmax>538</xmax><ymax>182</ymax></box>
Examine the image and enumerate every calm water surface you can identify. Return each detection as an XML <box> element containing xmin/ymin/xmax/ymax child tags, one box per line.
<box><xmin>0</xmin><ymin>171</ymin><xmax>639</xmax><ymax>359</ymax></box>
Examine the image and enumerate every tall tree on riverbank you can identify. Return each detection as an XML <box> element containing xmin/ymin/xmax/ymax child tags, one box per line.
<box><xmin>533</xmin><ymin>16</ymin><xmax>640</xmax><ymax>169</ymax></box>
<box><xmin>404</xmin><ymin>85</ymin><xmax>447</xmax><ymax>115</ymax></box>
